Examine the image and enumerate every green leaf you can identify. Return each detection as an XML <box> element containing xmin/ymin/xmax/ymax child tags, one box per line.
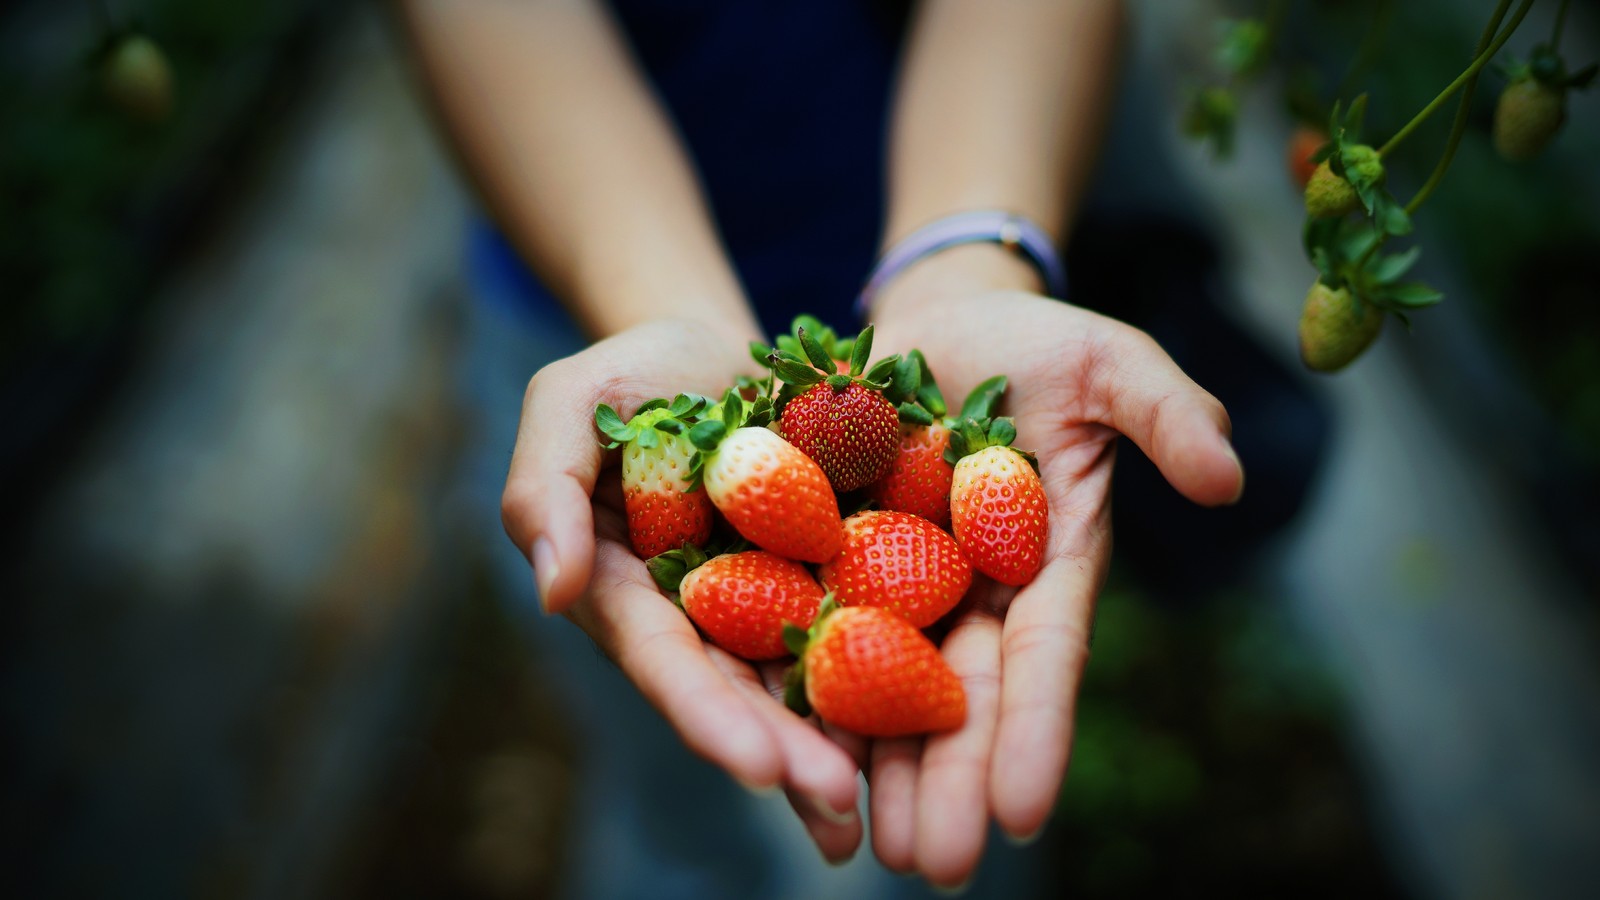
<box><xmin>749</xmin><ymin>342</ymin><xmax>776</xmax><ymax>369</ymax></box>
<box><xmin>656</xmin><ymin>418</ymin><xmax>685</xmax><ymax>436</ymax></box>
<box><xmin>792</xmin><ymin>314</ymin><xmax>829</xmax><ymax>343</ymax></box>
<box><xmin>1377</xmin><ymin>196</ymin><xmax>1412</xmax><ymax>236</ymax></box>
<box><xmin>720</xmin><ymin>390</ymin><xmax>743</xmax><ymax>428</ymax></box>
<box><xmin>961</xmin><ymin>419</ymin><xmax>987</xmax><ymax>453</ymax></box>
<box><xmin>1326</xmin><ymin>99</ymin><xmax>1343</xmax><ymax>141</ymax></box>
<box><xmin>775</xmin><ymin>334</ymin><xmax>803</xmax><ymax>359</ymax></box>
<box><xmin>1382</xmin><ymin>281</ymin><xmax>1444</xmax><ymax>308</ymax></box>
<box><xmin>594</xmin><ymin>403</ymin><xmax>634</xmax><ymax>443</ymax></box>
<box><xmin>797</xmin><ymin>327</ymin><xmax>835</xmax><ymax>372</ymax></box>
<box><xmin>745</xmin><ymin>398</ymin><xmax>774</xmax><ymax>429</ymax></box>
<box><xmin>772</xmin><ymin>356</ymin><xmax>825</xmax><ymax>386</ymax></box>
<box><xmin>898</xmin><ymin>403</ymin><xmax>935</xmax><ymax>427</ymax></box>
<box><xmin>987</xmin><ymin>417</ymin><xmax>1017</xmax><ymax>447</ymax></box>
<box><xmin>783</xmin><ymin>662</ymin><xmax>811</xmax><ymax>716</ymax></box>
<box><xmin>636</xmin><ymin>428</ymin><xmax>660</xmax><ymax>450</ymax></box>
<box><xmin>863</xmin><ymin>355</ymin><xmax>899</xmax><ymax>385</ymax></box>
<box><xmin>688</xmin><ymin>420</ymin><xmax>726</xmax><ymax>451</ymax></box>
<box><xmin>646</xmin><ymin>552</ymin><xmax>688</xmax><ymax>593</ymax></box>
<box><xmin>911</xmin><ymin>350</ymin><xmax>947</xmax><ymax>417</ymax></box>
<box><xmin>885</xmin><ymin>354</ymin><xmax>921</xmax><ymax>404</ymax></box>
<box><xmin>1345</xmin><ymin>93</ymin><xmax>1368</xmax><ymax>139</ymax></box>
<box><xmin>850</xmin><ymin>324</ymin><xmax>874</xmax><ymax>377</ymax></box>
<box><xmin>634</xmin><ymin>398</ymin><xmax>668</xmax><ymax>415</ymax></box>
<box><xmin>958</xmin><ymin>375</ymin><xmax>1009</xmax><ymax>421</ymax></box>
<box><xmin>782</xmin><ymin>623</ymin><xmax>810</xmax><ymax>658</ymax></box>
<box><xmin>682</xmin><ymin>542</ymin><xmax>709</xmax><ymax>570</ymax></box>
<box><xmin>1370</xmin><ymin>246</ymin><xmax>1420</xmax><ymax>284</ymax></box>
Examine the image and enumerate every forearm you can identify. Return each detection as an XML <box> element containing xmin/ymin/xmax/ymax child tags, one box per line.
<box><xmin>396</xmin><ymin>0</ymin><xmax>759</xmax><ymax>341</ymax></box>
<box><xmin>876</xmin><ymin>0</ymin><xmax>1124</xmax><ymax>317</ymax></box>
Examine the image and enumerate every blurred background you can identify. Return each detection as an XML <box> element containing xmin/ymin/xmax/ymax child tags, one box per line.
<box><xmin>3</xmin><ymin>0</ymin><xmax>1598</xmax><ymax>897</ymax></box>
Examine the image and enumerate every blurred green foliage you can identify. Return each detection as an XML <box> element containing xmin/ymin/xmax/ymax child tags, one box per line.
<box><xmin>1050</xmin><ymin>579</ymin><xmax>1406</xmax><ymax>895</ymax></box>
<box><xmin>0</xmin><ymin>0</ymin><xmax>309</xmax><ymax>367</ymax></box>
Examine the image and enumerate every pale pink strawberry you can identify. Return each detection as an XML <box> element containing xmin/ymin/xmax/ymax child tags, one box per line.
<box><xmin>692</xmin><ymin>425</ymin><xmax>843</xmax><ymax>563</ymax></box>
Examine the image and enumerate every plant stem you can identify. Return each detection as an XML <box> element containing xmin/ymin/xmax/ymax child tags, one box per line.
<box><xmin>1334</xmin><ymin>0</ymin><xmax>1394</xmax><ymax>102</ymax></box>
<box><xmin>1355</xmin><ymin>0</ymin><xmax>1519</xmax><ymax>269</ymax></box>
<box><xmin>1552</xmin><ymin>0</ymin><xmax>1570</xmax><ymax>49</ymax></box>
<box><xmin>1377</xmin><ymin>0</ymin><xmax>1534</xmax><ymax>159</ymax></box>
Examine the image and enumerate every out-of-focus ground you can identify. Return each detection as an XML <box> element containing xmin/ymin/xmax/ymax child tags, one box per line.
<box><xmin>5</xmin><ymin>1</ymin><xmax>1600</xmax><ymax>898</ymax></box>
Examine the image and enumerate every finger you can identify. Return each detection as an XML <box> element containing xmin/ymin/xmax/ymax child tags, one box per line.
<box><xmin>914</xmin><ymin>602</ymin><xmax>1004</xmax><ymax>889</ymax></box>
<box><xmin>868</xmin><ymin>738</ymin><xmax>920</xmax><ymax>874</ymax></box>
<box><xmin>568</xmin><ymin>537</ymin><xmax>785</xmax><ymax>790</ymax></box>
<box><xmin>988</xmin><ymin>548</ymin><xmax>1102</xmax><ymax>841</ymax></box>
<box><xmin>1086</xmin><ymin>323</ymin><xmax>1244</xmax><ymax>507</ymax></box>
<box><xmin>783</xmin><ymin>786</ymin><xmax>866</xmax><ymax>866</ymax></box>
<box><xmin>501</xmin><ymin>354</ymin><xmax>607</xmax><ymax>614</ymax></box>
<box><xmin>735</xmin><ymin>661</ymin><xmax>863</xmax><ymax>824</ymax></box>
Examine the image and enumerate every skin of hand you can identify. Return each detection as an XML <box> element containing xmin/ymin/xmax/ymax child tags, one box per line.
<box><xmin>500</xmin><ymin>316</ymin><xmax>869</xmax><ymax>863</ymax></box>
<box><xmin>852</xmin><ymin>243</ymin><xmax>1246</xmax><ymax>887</ymax></box>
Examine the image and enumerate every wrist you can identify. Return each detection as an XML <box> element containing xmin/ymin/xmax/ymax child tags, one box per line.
<box><xmin>868</xmin><ymin>242</ymin><xmax>1045</xmax><ymax>325</ymax></box>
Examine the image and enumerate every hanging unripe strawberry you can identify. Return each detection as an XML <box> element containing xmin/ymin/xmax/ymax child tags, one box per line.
<box><xmin>1494</xmin><ymin>78</ymin><xmax>1565</xmax><ymax>162</ymax></box>
<box><xmin>1299</xmin><ymin>281</ymin><xmax>1384</xmax><ymax>372</ymax></box>
<box><xmin>101</xmin><ymin>33</ymin><xmax>174</xmax><ymax>123</ymax></box>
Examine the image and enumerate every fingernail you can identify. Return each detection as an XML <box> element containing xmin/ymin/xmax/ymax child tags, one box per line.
<box><xmin>532</xmin><ymin>537</ymin><xmax>559</xmax><ymax>611</ymax></box>
<box><xmin>807</xmin><ymin>792</ymin><xmax>858</xmax><ymax>827</ymax></box>
<box><xmin>932</xmin><ymin>877</ymin><xmax>973</xmax><ymax>897</ymax></box>
<box><xmin>1223</xmin><ymin>442</ymin><xmax>1246</xmax><ymax>505</ymax></box>
<box><xmin>733</xmin><ymin>774</ymin><xmax>778</xmax><ymax>797</ymax></box>
<box><xmin>1002</xmin><ymin>824</ymin><xmax>1046</xmax><ymax>847</ymax></box>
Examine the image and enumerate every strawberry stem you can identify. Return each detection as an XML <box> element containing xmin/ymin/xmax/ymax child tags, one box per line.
<box><xmin>1376</xmin><ymin>0</ymin><xmax>1531</xmax><ymax>160</ymax></box>
<box><xmin>1552</xmin><ymin>0</ymin><xmax>1569</xmax><ymax>50</ymax></box>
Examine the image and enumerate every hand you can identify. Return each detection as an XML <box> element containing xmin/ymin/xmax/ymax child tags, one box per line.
<box><xmin>861</xmin><ymin>245</ymin><xmax>1245</xmax><ymax>886</ymax></box>
<box><xmin>500</xmin><ymin>317</ymin><xmax>867</xmax><ymax>863</ymax></box>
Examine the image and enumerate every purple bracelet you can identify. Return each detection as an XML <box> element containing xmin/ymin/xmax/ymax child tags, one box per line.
<box><xmin>856</xmin><ymin>210</ymin><xmax>1067</xmax><ymax>317</ymax></box>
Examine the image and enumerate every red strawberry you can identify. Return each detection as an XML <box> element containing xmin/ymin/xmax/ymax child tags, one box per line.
<box><xmin>1287</xmin><ymin>125</ymin><xmax>1327</xmax><ymax>189</ymax></box>
<box><xmin>595</xmin><ymin>396</ymin><xmax>716</xmax><ymax>559</ymax></box>
<box><xmin>783</xmin><ymin>602</ymin><xmax>966</xmax><ymax>738</ymax></box>
<box><xmin>688</xmin><ymin>395</ymin><xmax>843</xmax><ymax>562</ymax></box>
<box><xmin>867</xmin><ymin>366</ymin><xmax>1010</xmax><ymax>530</ymax></box>
<box><xmin>768</xmin><ymin>325</ymin><xmax>902</xmax><ymax>493</ymax></box>
<box><xmin>657</xmin><ymin>550</ymin><xmax>825</xmax><ymax>660</ymax></box>
<box><xmin>946</xmin><ymin>418</ymin><xmax>1048</xmax><ymax>586</ymax></box>
<box><xmin>818</xmin><ymin>510</ymin><xmax>971</xmax><ymax>629</ymax></box>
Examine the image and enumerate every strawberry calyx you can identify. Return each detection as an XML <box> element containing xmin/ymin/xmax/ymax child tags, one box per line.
<box><xmin>942</xmin><ymin>416</ymin><xmax>1039</xmax><ymax>473</ymax></box>
<box><xmin>762</xmin><ymin>324</ymin><xmax>901</xmax><ymax>415</ymax></box>
<box><xmin>683</xmin><ymin>388</ymin><xmax>776</xmax><ymax>488</ymax></box>
<box><xmin>780</xmin><ymin>594</ymin><xmax>840</xmax><ymax>716</ymax></box>
<box><xmin>1303</xmin><ymin>216</ymin><xmax>1442</xmax><ymax>327</ymax></box>
<box><xmin>1499</xmin><ymin>44</ymin><xmax>1598</xmax><ymax>92</ymax></box>
<box><xmin>595</xmin><ymin>393</ymin><xmax>715</xmax><ymax>450</ymax></box>
<box><xmin>1305</xmin><ymin>95</ymin><xmax>1411</xmax><ymax>238</ymax></box>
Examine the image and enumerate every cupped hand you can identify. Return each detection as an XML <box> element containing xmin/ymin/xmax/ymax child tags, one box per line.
<box><xmin>860</xmin><ymin>250</ymin><xmax>1244</xmax><ymax>887</ymax></box>
<box><xmin>500</xmin><ymin>317</ymin><xmax>866</xmax><ymax>863</ymax></box>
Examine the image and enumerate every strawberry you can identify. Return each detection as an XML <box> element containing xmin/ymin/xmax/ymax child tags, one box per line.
<box><xmin>866</xmin><ymin>356</ymin><xmax>1009</xmax><ymax>530</ymax></box>
<box><xmin>867</xmin><ymin>421</ymin><xmax>955</xmax><ymax>528</ymax></box>
<box><xmin>946</xmin><ymin>418</ymin><xmax>1048</xmax><ymax>587</ymax></box>
<box><xmin>1287</xmin><ymin>126</ymin><xmax>1327</xmax><ymax>189</ymax></box>
<box><xmin>688</xmin><ymin>392</ymin><xmax>843</xmax><ymax>563</ymax></box>
<box><xmin>783</xmin><ymin>601</ymin><xmax>966</xmax><ymax>737</ymax></box>
<box><xmin>101</xmin><ymin>33</ymin><xmax>175</xmax><ymax>124</ymax></box>
<box><xmin>818</xmin><ymin>511</ymin><xmax>971</xmax><ymax>629</ymax></box>
<box><xmin>651</xmin><ymin>547</ymin><xmax>825</xmax><ymax>661</ymax></box>
<box><xmin>1299</xmin><ymin>280</ymin><xmax>1383</xmax><ymax>372</ymax></box>
<box><xmin>595</xmin><ymin>394</ymin><xmax>716</xmax><ymax>559</ymax></box>
<box><xmin>1492</xmin><ymin>49</ymin><xmax>1596</xmax><ymax>162</ymax></box>
<box><xmin>768</xmin><ymin>325</ymin><xmax>902</xmax><ymax>493</ymax></box>
<box><xmin>1303</xmin><ymin>160</ymin><xmax>1360</xmax><ymax>219</ymax></box>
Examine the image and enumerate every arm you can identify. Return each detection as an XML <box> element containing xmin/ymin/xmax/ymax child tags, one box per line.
<box><xmin>397</xmin><ymin>0</ymin><xmax>865</xmax><ymax>862</ymax></box>
<box><xmin>396</xmin><ymin>0</ymin><xmax>759</xmax><ymax>341</ymax></box>
<box><xmin>865</xmin><ymin>0</ymin><xmax>1245</xmax><ymax>887</ymax></box>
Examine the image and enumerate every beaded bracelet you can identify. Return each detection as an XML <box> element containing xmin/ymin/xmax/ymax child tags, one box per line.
<box><xmin>856</xmin><ymin>210</ymin><xmax>1067</xmax><ymax>317</ymax></box>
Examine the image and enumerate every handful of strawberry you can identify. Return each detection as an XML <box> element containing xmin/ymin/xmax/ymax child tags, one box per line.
<box><xmin>594</xmin><ymin>317</ymin><xmax>1049</xmax><ymax>738</ymax></box>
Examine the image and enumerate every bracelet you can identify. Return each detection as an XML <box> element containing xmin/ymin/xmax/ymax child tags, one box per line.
<box><xmin>856</xmin><ymin>210</ymin><xmax>1067</xmax><ymax>317</ymax></box>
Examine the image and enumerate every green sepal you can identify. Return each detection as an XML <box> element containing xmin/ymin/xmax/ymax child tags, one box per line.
<box><xmin>825</xmin><ymin>373</ymin><xmax>852</xmax><ymax>391</ymax></box>
<box><xmin>654</xmin><ymin>418</ymin><xmax>684</xmax><ymax>436</ymax></box>
<box><xmin>987</xmin><ymin>416</ymin><xmax>1018</xmax><ymax>447</ymax></box>
<box><xmin>770</xmin><ymin>355</ymin><xmax>826</xmax><ymax>387</ymax></box>
<box><xmin>783</xmin><ymin>661</ymin><xmax>811</xmax><ymax>717</ymax></box>
<box><xmin>958</xmin><ymin>375</ymin><xmax>1009</xmax><ymax>421</ymax></box>
<box><xmin>898</xmin><ymin>402</ymin><xmax>936</xmax><ymax>427</ymax></box>
<box><xmin>646</xmin><ymin>542</ymin><xmax>711</xmax><ymax>593</ymax></box>
<box><xmin>750</xmin><ymin>341</ymin><xmax>775</xmax><ymax>369</ymax></box>
<box><xmin>635</xmin><ymin>428</ymin><xmax>660</xmax><ymax>450</ymax></box>
<box><xmin>775</xmin><ymin>334</ymin><xmax>803</xmax><ymax>359</ymax></box>
<box><xmin>689</xmin><ymin>420</ymin><xmax>727</xmax><ymax>451</ymax></box>
<box><xmin>634</xmin><ymin>398</ymin><xmax>669</xmax><ymax>415</ymax></box>
<box><xmin>848</xmin><ymin>324</ymin><xmax>874</xmax><ymax>377</ymax></box>
<box><xmin>910</xmin><ymin>351</ymin><xmax>948</xmax><ymax>418</ymax></box>
<box><xmin>862</xmin><ymin>355</ymin><xmax>899</xmax><ymax>387</ymax></box>
<box><xmin>745</xmin><ymin>396</ymin><xmax>775</xmax><ymax>429</ymax></box>
<box><xmin>884</xmin><ymin>353</ymin><xmax>922</xmax><ymax>405</ymax></box>
<box><xmin>1370</xmin><ymin>246</ymin><xmax>1421</xmax><ymax>284</ymax></box>
<box><xmin>594</xmin><ymin>403</ymin><xmax>635</xmax><ymax>444</ymax></box>
<box><xmin>782</xmin><ymin>623</ymin><xmax>810</xmax><ymax>658</ymax></box>
<box><xmin>798</xmin><ymin>327</ymin><xmax>836</xmax><ymax>372</ymax></box>
<box><xmin>721</xmin><ymin>390</ymin><xmax>744</xmax><ymax>428</ymax></box>
<box><xmin>1378</xmin><ymin>281</ymin><xmax>1444</xmax><ymax>309</ymax></box>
